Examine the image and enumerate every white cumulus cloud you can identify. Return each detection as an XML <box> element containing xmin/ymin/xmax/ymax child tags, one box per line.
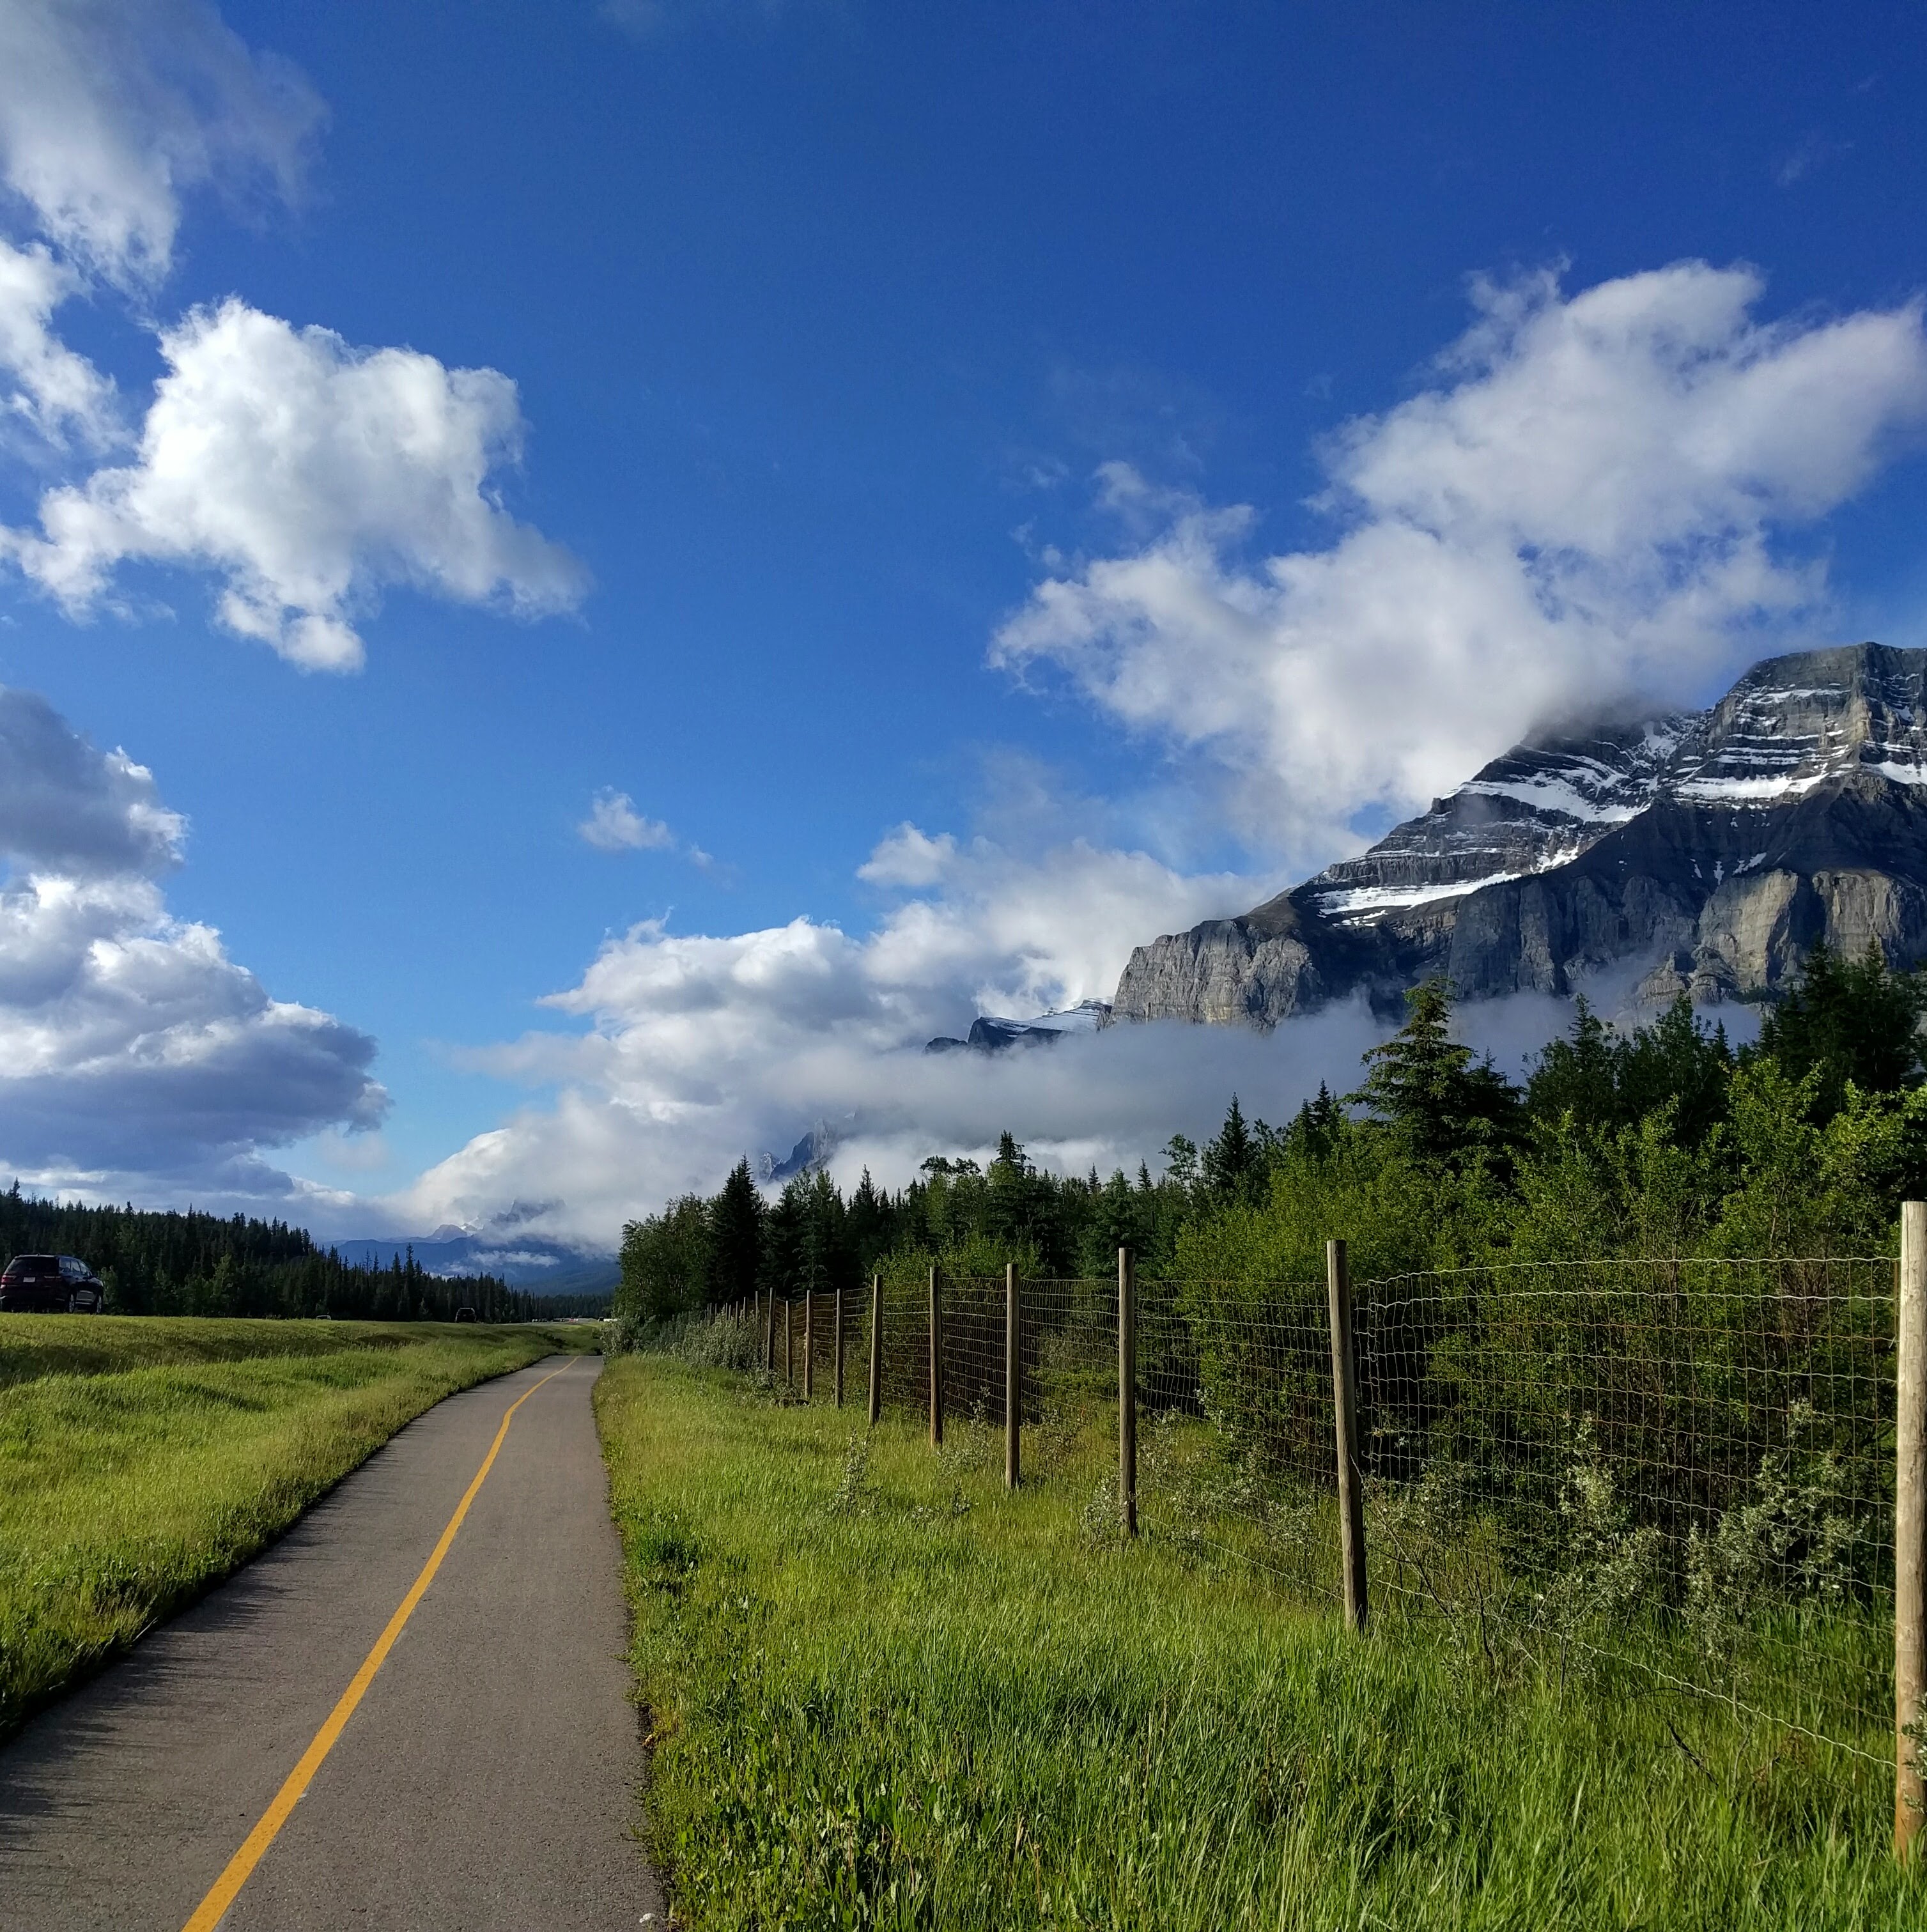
<box><xmin>856</xmin><ymin>823</ymin><xmax>1264</xmax><ymax>1021</ymax></box>
<box><xmin>579</xmin><ymin>788</ymin><xmax>677</xmax><ymax>853</ymax></box>
<box><xmin>389</xmin><ymin>826</ymin><xmax>1276</xmax><ymax>1244</ymax></box>
<box><xmin>0</xmin><ymin>0</ymin><xmax>323</xmax><ymax>283</ymax></box>
<box><xmin>0</xmin><ymin>685</ymin><xmax>385</xmax><ymax>1193</ymax></box>
<box><xmin>0</xmin><ymin>4</ymin><xmax>578</xmax><ymax>672</ymax></box>
<box><xmin>8</xmin><ymin>298</ymin><xmax>587</xmax><ymax>670</ymax></box>
<box><xmin>0</xmin><ymin>685</ymin><xmax>183</xmax><ymax>874</ymax></box>
<box><xmin>993</xmin><ymin>263</ymin><xmax>1927</xmax><ymax>862</ymax></box>
<box><xmin>0</xmin><ymin>237</ymin><xmax>118</xmax><ymax>450</ymax></box>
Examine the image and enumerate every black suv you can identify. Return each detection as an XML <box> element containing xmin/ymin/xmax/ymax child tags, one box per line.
<box><xmin>0</xmin><ymin>1254</ymin><xmax>107</xmax><ymax>1314</ymax></box>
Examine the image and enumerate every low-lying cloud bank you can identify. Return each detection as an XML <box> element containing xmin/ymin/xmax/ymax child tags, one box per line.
<box><xmin>396</xmin><ymin>964</ymin><xmax>1385</xmax><ymax>1251</ymax></box>
<box><xmin>390</xmin><ymin>826</ymin><xmax>1274</xmax><ymax>1242</ymax></box>
<box><xmin>389</xmin><ymin>849</ymin><xmax>1597</xmax><ymax>1249</ymax></box>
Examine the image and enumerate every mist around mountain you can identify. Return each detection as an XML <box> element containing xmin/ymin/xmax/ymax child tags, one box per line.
<box><xmin>617</xmin><ymin>948</ymin><xmax>1927</xmax><ymax>1329</ymax></box>
<box><xmin>924</xmin><ymin>1000</ymin><xmax>1113</xmax><ymax>1055</ymax></box>
<box><xmin>1116</xmin><ymin>642</ymin><xmax>1927</xmax><ymax>1028</ymax></box>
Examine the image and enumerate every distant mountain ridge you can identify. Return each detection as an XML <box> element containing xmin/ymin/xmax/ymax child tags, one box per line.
<box><xmin>1114</xmin><ymin>642</ymin><xmax>1927</xmax><ymax>1025</ymax></box>
<box><xmin>332</xmin><ymin>1227</ymin><xmax>617</xmax><ymax>1295</ymax></box>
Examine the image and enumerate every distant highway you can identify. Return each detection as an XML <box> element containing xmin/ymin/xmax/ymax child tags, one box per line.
<box><xmin>0</xmin><ymin>1356</ymin><xmax>661</xmax><ymax>1931</ymax></box>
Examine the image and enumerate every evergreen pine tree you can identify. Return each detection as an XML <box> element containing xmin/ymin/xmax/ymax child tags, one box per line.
<box><xmin>1614</xmin><ymin>995</ymin><xmax>1733</xmax><ymax>1143</ymax></box>
<box><xmin>1354</xmin><ymin>978</ymin><xmax>1522</xmax><ymax>1164</ymax></box>
<box><xmin>1201</xmin><ymin>1095</ymin><xmax>1262</xmax><ymax>1203</ymax></box>
<box><xmin>1756</xmin><ymin>941</ymin><xmax>1927</xmax><ymax>1117</ymax></box>
<box><xmin>706</xmin><ymin>1158</ymin><xmax>767</xmax><ymax>1308</ymax></box>
<box><xmin>845</xmin><ymin>1167</ymin><xmax>894</xmax><ymax>1276</ymax></box>
<box><xmin>1524</xmin><ymin>994</ymin><xmax>1617</xmax><ymax>1130</ymax></box>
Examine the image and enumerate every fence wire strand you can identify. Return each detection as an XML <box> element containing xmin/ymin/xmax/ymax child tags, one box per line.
<box><xmin>709</xmin><ymin>1254</ymin><xmax>1896</xmax><ymax>1761</ymax></box>
<box><xmin>1352</xmin><ymin>1257</ymin><xmax>1894</xmax><ymax>1757</ymax></box>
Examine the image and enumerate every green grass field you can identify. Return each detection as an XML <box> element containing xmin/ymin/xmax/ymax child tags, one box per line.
<box><xmin>598</xmin><ymin>1354</ymin><xmax>1919</xmax><ymax>1931</ymax></box>
<box><xmin>0</xmin><ymin>1316</ymin><xmax>596</xmax><ymax>1735</ymax></box>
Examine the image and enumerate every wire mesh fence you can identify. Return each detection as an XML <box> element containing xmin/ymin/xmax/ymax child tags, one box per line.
<box><xmin>1136</xmin><ymin>1279</ymin><xmax>1346</xmax><ymax>1604</ymax></box>
<box><xmin>874</xmin><ymin>1279</ymin><xmax>926</xmax><ymax>1418</ymax></box>
<box><xmin>1354</xmin><ymin>1258</ymin><xmax>1894</xmax><ymax>1759</ymax></box>
<box><xmin>715</xmin><ymin>1249</ymin><xmax>1902</xmax><ymax>1771</ymax></box>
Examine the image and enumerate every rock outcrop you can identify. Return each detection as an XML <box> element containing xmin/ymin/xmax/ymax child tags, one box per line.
<box><xmin>1113</xmin><ymin>643</ymin><xmax>1927</xmax><ymax>1025</ymax></box>
<box><xmin>925</xmin><ymin>1000</ymin><xmax>1111</xmax><ymax>1054</ymax></box>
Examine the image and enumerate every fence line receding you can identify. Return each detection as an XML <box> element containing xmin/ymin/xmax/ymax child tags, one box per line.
<box><xmin>690</xmin><ymin>1227</ymin><xmax>1921</xmax><ymax>1850</ymax></box>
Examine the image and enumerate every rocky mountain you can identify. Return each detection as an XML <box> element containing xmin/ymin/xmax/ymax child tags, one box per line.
<box><xmin>925</xmin><ymin>1000</ymin><xmax>1112</xmax><ymax>1054</ymax></box>
<box><xmin>1113</xmin><ymin>643</ymin><xmax>1927</xmax><ymax>1026</ymax></box>
<box><xmin>756</xmin><ymin>1120</ymin><xmax>845</xmax><ymax>1182</ymax></box>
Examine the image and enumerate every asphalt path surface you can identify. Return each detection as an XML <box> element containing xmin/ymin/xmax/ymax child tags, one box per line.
<box><xmin>0</xmin><ymin>1354</ymin><xmax>662</xmax><ymax>1931</ymax></box>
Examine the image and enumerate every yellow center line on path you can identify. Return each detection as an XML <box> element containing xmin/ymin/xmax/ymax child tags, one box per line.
<box><xmin>180</xmin><ymin>1356</ymin><xmax>577</xmax><ymax>1932</ymax></box>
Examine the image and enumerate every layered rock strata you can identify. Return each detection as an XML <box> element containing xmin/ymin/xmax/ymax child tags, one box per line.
<box><xmin>1113</xmin><ymin>643</ymin><xmax>1927</xmax><ymax>1024</ymax></box>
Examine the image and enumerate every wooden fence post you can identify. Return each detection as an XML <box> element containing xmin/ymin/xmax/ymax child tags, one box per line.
<box><xmin>1006</xmin><ymin>1261</ymin><xmax>1021</xmax><ymax>1490</ymax></box>
<box><xmin>762</xmin><ymin>1290</ymin><xmax>774</xmax><ymax>1379</ymax></box>
<box><xmin>835</xmin><ymin>1285</ymin><xmax>846</xmax><ymax>1408</ymax></box>
<box><xmin>929</xmin><ymin>1265</ymin><xmax>944</xmax><ymax>1449</ymax></box>
<box><xmin>803</xmin><ymin>1289</ymin><xmax>814</xmax><ymax>1401</ymax></box>
<box><xmin>1118</xmin><ymin>1247</ymin><xmax>1137</xmax><ymax>1537</ymax></box>
<box><xmin>867</xmin><ymin>1273</ymin><xmax>882</xmax><ymax>1425</ymax></box>
<box><xmin>784</xmin><ymin>1297</ymin><xmax>793</xmax><ymax>1389</ymax></box>
<box><xmin>1327</xmin><ymin>1238</ymin><xmax>1368</xmax><ymax>1633</ymax></box>
<box><xmin>1900</xmin><ymin>1201</ymin><xmax>1926</xmax><ymax>1860</ymax></box>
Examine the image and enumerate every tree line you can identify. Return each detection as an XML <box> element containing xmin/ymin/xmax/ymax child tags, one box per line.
<box><xmin>0</xmin><ymin>1188</ymin><xmax>608</xmax><ymax>1321</ymax></box>
<box><xmin>617</xmin><ymin>941</ymin><xmax>1927</xmax><ymax>1324</ymax></box>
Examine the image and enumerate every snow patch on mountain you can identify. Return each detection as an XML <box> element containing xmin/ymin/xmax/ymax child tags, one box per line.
<box><xmin>1114</xmin><ymin>643</ymin><xmax>1927</xmax><ymax>1028</ymax></box>
<box><xmin>1315</xmin><ymin>872</ymin><xmax>1532</xmax><ymax>920</ymax></box>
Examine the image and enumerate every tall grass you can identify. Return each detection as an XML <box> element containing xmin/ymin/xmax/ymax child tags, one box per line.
<box><xmin>0</xmin><ymin>1312</ymin><xmax>520</xmax><ymax>1390</ymax></box>
<box><xmin>0</xmin><ymin>1320</ymin><xmax>586</xmax><ymax>1734</ymax></box>
<box><xmin>598</xmin><ymin>1355</ymin><xmax>1918</xmax><ymax>1931</ymax></box>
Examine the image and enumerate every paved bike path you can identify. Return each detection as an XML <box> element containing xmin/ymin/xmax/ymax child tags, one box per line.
<box><xmin>0</xmin><ymin>1354</ymin><xmax>662</xmax><ymax>1931</ymax></box>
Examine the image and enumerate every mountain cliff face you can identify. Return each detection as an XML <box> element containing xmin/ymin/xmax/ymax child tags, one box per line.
<box><xmin>1113</xmin><ymin>643</ymin><xmax>1927</xmax><ymax>1026</ymax></box>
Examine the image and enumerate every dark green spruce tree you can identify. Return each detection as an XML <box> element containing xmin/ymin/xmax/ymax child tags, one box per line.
<box><xmin>1201</xmin><ymin>1095</ymin><xmax>1265</xmax><ymax>1205</ymax></box>
<box><xmin>705</xmin><ymin>1158</ymin><xmax>766</xmax><ymax>1308</ymax></box>
<box><xmin>1754</xmin><ymin>941</ymin><xmax>1927</xmax><ymax>1118</ymax></box>
<box><xmin>1354</xmin><ymin>978</ymin><xmax>1522</xmax><ymax>1166</ymax></box>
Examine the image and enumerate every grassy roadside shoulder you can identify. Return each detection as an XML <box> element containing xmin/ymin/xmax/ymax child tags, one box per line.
<box><xmin>0</xmin><ymin>1318</ymin><xmax>597</xmax><ymax>1735</ymax></box>
<box><xmin>597</xmin><ymin>1353</ymin><xmax>1914</xmax><ymax>1932</ymax></box>
<box><xmin>0</xmin><ymin>1313</ymin><xmax>527</xmax><ymax>1389</ymax></box>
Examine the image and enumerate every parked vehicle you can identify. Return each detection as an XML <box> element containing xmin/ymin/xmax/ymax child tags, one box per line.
<box><xmin>454</xmin><ymin>1305</ymin><xmax>479</xmax><ymax>1323</ymax></box>
<box><xmin>0</xmin><ymin>1254</ymin><xmax>106</xmax><ymax>1314</ymax></box>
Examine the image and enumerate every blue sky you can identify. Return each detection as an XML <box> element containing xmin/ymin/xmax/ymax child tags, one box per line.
<box><xmin>3</xmin><ymin>0</ymin><xmax>1927</xmax><ymax>1246</ymax></box>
